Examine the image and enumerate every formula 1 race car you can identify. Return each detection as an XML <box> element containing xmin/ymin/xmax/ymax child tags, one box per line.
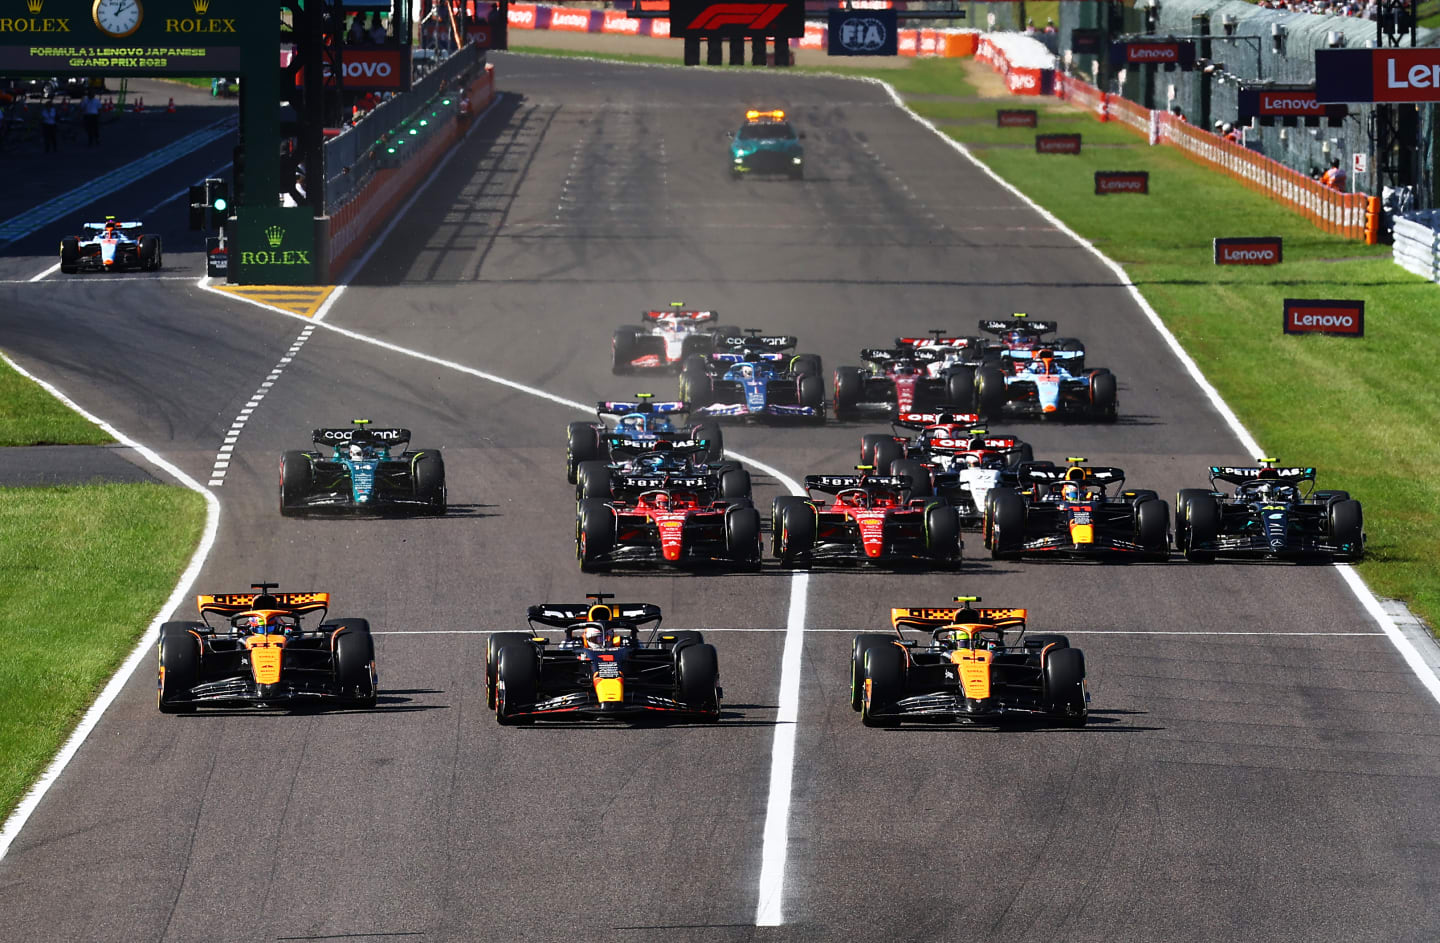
<box><xmin>680</xmin><ymin>333</ymin><xmax>825</xmax><ymax>422</ymax></box>
<box><xmin>577</xmin><ymin>482</ymin><xmax>762</xmax><ymax>571</ymax></box>
<box><xmin>280</xmin><ymin>420</ymin><xmax>446</xmax><ymax>515</ymax></box>
<box><xmin>1173</xmin><ymin>460</ymin><xmax>1364</xmax><ymax>562</ymax></box>
<box><xmin>983</xmin><ymin>459</ymin><xmax>1169</xmax><ymax>560</ymax></box>
<box><xmin>566</xmin><ymin>396</ymin><xmax>724</xmax><ymax>482</ymax></box>
<box><xmin>959</xmin><ymin>349</ymin><xmax>1118</xmax><ymax>422</ymax></box>
<box><xmin>574</xmin><ymin>440</ymin><xmax>752</xmax><ymax>504</ymax></box>
<box><xmin>729</xmin><ymin>108</ymin><xmax>805</xmax><ymax>179</ymax></box>
<box><xmin>770</xmin><ymin>470</ymin><xmax>962</xmax><ymax>568</ymax></box>
<box><xmin>60</xmin><ymin>217</ymin><xmax>162</xmax><ymax>273</ymax></box>
<box><xmin>977</xmin><ymin>314</ymin><xmax>1087</xmax><ymax>370</ymax></box>
<box><xmin>612</xmin><ymin>304</ymin><xmax>742</xmax><ymax>374</ymax></box>
<box><xmin>859</xmin><ymin>413</ymin><xmax>1035</xmax><ymax>527</ymax></box>
<box><xmin>851</xmin><ymin>596</ymin><xmax>1088</xmax><ymax>728</ymax></box>
<box><xmin>485</xmin><ymin>593</ymin><xmax>721</xmax><ymax>724</ymax></box>
<box><xmin>832</xmin><ymin>348</ymin><xmax>974</xmax><ymax>420</ymax></box>
<box><xmin>156</xmin><ymin>583</ymin><xmax>377</xmax><ymax>712</ymax></box>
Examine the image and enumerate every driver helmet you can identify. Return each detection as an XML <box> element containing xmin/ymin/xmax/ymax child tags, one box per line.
<box><xmin>1061</xmin><ymin>482</ymin><xmax>1082</xmax><ymax>502</ymax></box>
<box><xmin>737</xmin><ymin>364</ymin><xmax>754</xmax><ymax>379</ymax></box>
<box><xmin>349</xmin><ymin>442</ymin><xmax>366</xmax><ymax>460</ymax></box>
<box><xmin>582</xmin><ymin>624</ymin><xmax>605</xmax><ymax>649</ymax></box>
<box><xmin>638</xmin><ymin>454</ymin><xmax>668</xmax><ymax>473</ymax></box>
<box><xmin>238</xmin><ymin>613</ymin><xmax>286</xmax><ymax>635</ymax></box>
<box><xmin>1005</xmin><ymin>330</ymin><xmax>1037</xmax><ymax>348</ymax></box>
<box><xmin>619</xmin><ymin>415</ymin><xmax>647</xmax><ymax>433</ymax></box>
<box><xmin>1255</xmin><ymin>482</ymin><xmax>1296</xmax><ymax>503</ymax></box>
<box><xmin>103</xmin><ymin>219</ymin><xmax>117</xmax><ymax>233</ymax></box>
<box><xmin>651</xmin><ymin>492</ymin><xmax>671</xmax><ymax>510</ymax></box>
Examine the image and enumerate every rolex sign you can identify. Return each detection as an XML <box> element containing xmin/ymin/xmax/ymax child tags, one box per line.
<box><xmin>828</xmin><ymin>10</ymin><xmax>897</xmax><ymax>56</ymax></box>
<box><xmin>234</xmin><ymin>207</ymin><xmax>318</xmax><ymax>285</ymax></box>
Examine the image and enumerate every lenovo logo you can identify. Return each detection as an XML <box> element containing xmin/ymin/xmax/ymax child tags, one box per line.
<box><xmin>1259</xmin><ymin>93</ymin><xmax>1323</xmax><ymax>113</ymax></box>
<box><xmin>1035</xmin><ymin>133</ymin><xmax>1081</xmax><ymax>154</ymax></box>
<box><xmin>1094</xmin><ymin>171</ymin><xmax>1149</xmax><ymax>194</ymax></box>
<box><xmin>1214</xmin><ymin>237</ymin><xmax>1283</xmax><ymax>265</ymax></box>
<box><xmin>1283</xmin><ymin>299</ymin><xmax>1364</xmax><ymax>336</ymax></box>
<box><xmin>996</xmin><ymin>109</ymin><xmax>1037</xmax><ymax>127</ymax></box>
<box><xmin>1128</xmin><ymin>44</ymin><xmax>1178</xmax><ymax>62</ymax></box>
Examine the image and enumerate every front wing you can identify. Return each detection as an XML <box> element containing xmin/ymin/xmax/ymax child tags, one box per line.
<box><xmin>502</xmin><ymin>689</ymin><xmax>719</xmax><ymax>721</ymax></box>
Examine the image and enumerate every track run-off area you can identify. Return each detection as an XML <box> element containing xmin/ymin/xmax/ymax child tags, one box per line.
<box><xmin>2</xmin><ymin>54</ymin><xmax>1440</xmax><ymax>942</ymax></box>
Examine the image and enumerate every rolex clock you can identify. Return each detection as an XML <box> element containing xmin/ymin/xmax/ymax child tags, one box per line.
<box><xmin>93</xmin><ymin>0</ymin><xmax>143</xmax><ymax>39</ymax></box>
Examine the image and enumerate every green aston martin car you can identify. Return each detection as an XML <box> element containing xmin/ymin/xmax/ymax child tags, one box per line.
<box><xmin>730</xmin><ymin>109</ymin><xmax>804</xmax><ymax>179</ymax></box>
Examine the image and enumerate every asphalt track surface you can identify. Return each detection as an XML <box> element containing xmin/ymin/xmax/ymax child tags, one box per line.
<box><xmin>1</xmin><ymin>54</ymin><xmax>1438</xmax><ymax>942</ymax></box>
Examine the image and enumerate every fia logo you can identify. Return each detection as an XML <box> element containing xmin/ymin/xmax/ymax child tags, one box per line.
<box><xmin>840</xmin><ymin>17</ymin><xmax>887</xmax><ymax>52</ymax></box>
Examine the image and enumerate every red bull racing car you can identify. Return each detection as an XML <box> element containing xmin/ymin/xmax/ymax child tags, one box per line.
<box><xmin>983</xmin><ymin>459</ymin><xmax>1169</xmax><ymax>560</ymax></box>
<box><xmin>486</xmin><ymin>593</ymin><xmax>721</xmax><ymax>724</ymax></box>
<box><xmin>60</xmin><ymin>217</ymin><xmax>163</xmax><ymax>273</ymax></box>
<box><xmin>156</xmin><ymin>583</ymin><xmax>377</xmax><ymax>712</ymax></box>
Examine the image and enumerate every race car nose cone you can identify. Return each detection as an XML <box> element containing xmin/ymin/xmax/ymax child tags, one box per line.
<box><xmin>1042</xmin><ymin>404</ymin><xmax>1057</xmax><ymax>413</ymax></box>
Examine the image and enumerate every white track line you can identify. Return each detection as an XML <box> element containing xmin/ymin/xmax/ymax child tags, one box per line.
<box><xmin>207</xmin><ymin>323</ymin><xmax>317</xmax><ymax>487</ymax></box>
<box><xmin>372</xmin><ymin>629</ymin><xmax>1386</xmax><ymax>636</ymax></box>
<box><xmin>0</xmin><ymin>353</ymin><xmax>221</xmax><ymax>863</ymax></box>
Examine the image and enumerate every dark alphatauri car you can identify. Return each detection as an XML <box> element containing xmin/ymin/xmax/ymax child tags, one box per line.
<box><xmin>157</xmin><ymin>583</ymin><xmax>378</xmax><ymax>712</ymax></box>
<box><xmin>280</xmin><ymin>420</ymin><xmax>446</xmax><ymax>515</ymax></box>
<box><xmin>983</xmin><ymin>459</ymin><xmax>1169</xmax><ymax>560</ymax></box>
<box><xmin>485</xmin><ymin>593</ymin><xmax>722</xmax><ymax>724</ymax></box>
<box><xmin>574</xmin><ymin>440</ymin><xmax>751</xmax><ymax>504</ymax></box>
<box><xmin>1174</xmin><ymin>460</ymin><xmax>1364</xmax><ymax>562</ymax></box>
<box><xmin>852</xmin><ymin>596</ymin><xmax>1088</xmax><ymax>728</ymax></box>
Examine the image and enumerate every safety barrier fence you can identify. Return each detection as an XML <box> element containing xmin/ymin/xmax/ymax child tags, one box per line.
<box><xmin>325</xmin><ymin>63</ymin><xmax>495</xmax><ymax>278</ymax></box>
<box><xmin>1393</xmin><ymin>210</ymin><xmax>1440</xmax><ymax>282</ymax></box>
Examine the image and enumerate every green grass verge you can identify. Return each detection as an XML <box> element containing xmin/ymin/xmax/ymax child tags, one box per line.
<box><xmin>0</xmin><ymin>355</ymin><xmax>113</xmax><ymax>446</ymax></box>
<box><xmin>510</xmin><ymin>49</ymin><xmax>1438</xmax><ymax>629</ymax></box>
<box><xmin>0</xmin><ymin>484</ymin><xmax>207</xmax><ymax>821</ymax></box>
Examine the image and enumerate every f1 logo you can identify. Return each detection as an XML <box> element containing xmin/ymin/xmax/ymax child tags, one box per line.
<box><xmin>688</xmin><ymin>2</ymin><xmax>786</xmax><ymax>30</ymax></box>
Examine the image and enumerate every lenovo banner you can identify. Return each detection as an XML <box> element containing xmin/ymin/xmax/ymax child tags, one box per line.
<box><xmin>1283</xmin><ymin>299</ymin><xmax>1364</xmax><ymax>336</ymax></box>
<box><xmin>670</xmin><ymin>0</ymin><xmax>805</xmax><ymax>38</ymax></box>
<box><xmin>294</xmin><ymin>49</ymin><xmax>407</xmax><ymax>91</ymax></box>
<box><xmin>1214</xmin><ymin>237</ymin><xmax>1283</xmax><ymax>265</ymax></box>
<box><xmin>1317</xmin><ymin>48</ymin><xmax>1440</xmax><ymax>103</ymax></box>
<box><xmin>1237</xmin><ymin>87</ymin><xmax>1346</xmax><ymax>125</ymax></box>
<box><xmin>1036</xmin><ymin>133</ymin><xmax>1081</xmax><ymax>154</ymax></box>
<box><xmin>996</xmin><ymin>109</ymin><xmax>1037</xmax><ymax>127</ymax></box>
<box><xmin>828</xmin><ymin>10</ymin><xmax>897</xmax><ymax>55</ymax></box>
<box><xmin>1095</xmin><ymin>171</ymin><xmax>1149</xmax><ymax>195</ymax></box>
<box><xmin>1109</xmin><ymin>40</ymin><xmax>1195</xmax><ymax>69</ymax></box>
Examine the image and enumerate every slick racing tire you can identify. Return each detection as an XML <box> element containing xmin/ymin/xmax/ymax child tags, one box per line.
<box><xmin>1055</xmin><ymin>337</ymin><xmax>1085</xmax><ymax>372</ymax></box>
<box><xmin>59</xmin><ymin>237</ymin><xmax>80</xmax><ymax>274</ymax></box>
<box><xmin>924</xmin><ymin>501</ymin><xmax>962</xmax><ymax>566</ymax></box>
<box><xmin>157</xmin><ymin>623</ymin><xmax>202</xmax><ymax>713</ymax></box>
<box><xmin>566</xmin><ymin>421</ymin><xmax>601</xmax><ymax>484</ymax></box>
<box><xmin>1089</xmin><ymin>371</ymin><xmax>1118</xmax><ymax>422</ymax></box>
<box><xmin>791</xmin><ymin>354</ymin><xmax>822</xmax><ymax>379</ymax></box>
<box><xmin>676</xmin><ymin>642</ymin><xmax>721</xmax><ymax>717</ymax></box>
<box><xmin>138</xmin><ymin>234</ymin><xmax>162</xmax><ymax>271</ymax></box>
<box><xmin>575</xmin><ymin>461</ymin><xmax>613</xmax><ymax>502</ymax></box>
<box><xmin>1328</xmin><ymin>499</ymin><xmax>1364</xmax><ymax>561</ymax></box>
<box><xmin>691</xmin><ymin>420</ymin><xmax>724</xmax><ymax>464</ymax></box>
<box><xmin>577</xmin><ymin>499</ymin><xmax>616</xmax><ymax>572</ymax></box>
<box><xmin>833</xmin><ymin>367</ymin><xmax>864</xmax><ymax>420</ymax></box>
<box><xmin>279</xmin><ymin>450</ymin><xmax>312</xmax><ymax>517</ymax></box>
<box><xmin>988</xmin><ymin>488</ymin><xmax>1026</xmax><ymax>560</ymax></box>
<box><xmin>1042</xmin><ymin>647</ymin><xmax>1087</xmax><ymax>727</ymax></box>
<box><xmin>680</xmin><ymin>356</ymin><xmax>713</xmax><ymax>409</ymax></box>
<box><xmin>872</xmin><ymin>437</ymin><xmax>903</xmax><ymax>475</ymax></box>
<box><xmin>1135</xmin><ymin>498</ymin><xmax>1170</xmax><ymax>561</ymax></box>
<box><xmin>331</xmin><ymin>619</ymin><xmax>377</xmax><ymax>708</ymax></box>
<box><xmin>486</xmin><ymin>632</ymin><xmax>533</xmax><ymax>709</ymax></box>
<box><xmin>861</xmin><ymin>641</ymin><xmax>905</xmax><ymax>728</ymax></box>
<box><xmin>1011</xmin><ymin>442</ymin><xmax>1035</xmax><ymax>467</ymax></box>
<box><xmin>494</xmin><ymin>644</ymin><xmax>538</xmax><ymax>725</ymax></box>
<box><xmin>945</xmin><ymin>366</ymin><xmax>977</xmax><ymax>411</ymax></box>
<box><xmin>772</xmin><ymin>497</ymin><xmax>816</xmax><ymax>566</ymax></box>
<box><xmin>412</xmin><ymin>450</ymin><xmax>446</xmax><ymax>514</ymax></box>
<box><xmin>851</xmin><ymin>634</ymin><xmax>896</xmax><ymax>711</ymax></box>
<box><xmin>860</xmin><ymin>434</ymin><xmax>890</xmax><ymax>469</ymax></box>
<box><xmin>1174</xmin><ymin>488</ymin><xmax>1214</xmax><ymax>551</ymax></box>
<box><xmin>725</xmin><ymin>505</ymin><xmax>763</xmax><ymax>568</ymax></box>
<box><xmin>612</xmin><ymin>328</ymin><xmax>640</xmax><ymax>374</ymax></box>
<box><xmin>665</xmin><ymin>630</ymin><xmax>705</xmax><ymax>654</ymax></box>
<box><xmin>1182</xmin><ymin>494</ymin><xmax>1219</xmax><ymax>563</ymax></box>
<box><xmin>893</xmin><ymin>459</ymin><xmax>932</xmax><ymax>500</ymax></box>
<box><xmin>798</xmin><ymin>374</ymin><xmax>825</xmax><ymax>423</ymax></box>
<box><xmin>1025</xmin><ymin>633</ymin><xmax>1071</xmax><ymax>653</ymax></box>
<box><xmin>719</xmin><ymin>467</ymin><xmax>752</xmax><ymax>502</ymax></box>
<box><xmin>975</xmin><ymin>366</ymin><xmax>1006</xmax><ymax>420</ymax></box>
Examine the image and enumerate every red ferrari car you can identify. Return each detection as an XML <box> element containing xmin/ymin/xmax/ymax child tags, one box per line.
<box><xmin>576</xmin><ymin>482</ymin><xmax>761</xmax><ymax>571</ymax></box>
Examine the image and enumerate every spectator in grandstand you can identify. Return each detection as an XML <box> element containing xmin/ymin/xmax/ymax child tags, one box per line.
<box><xmin>1025</xmin><ymin>18</ymin><xmax>1037</xmax><ymax>34</ymax></box>
<box><xmin>369</xmin><ymin>12</ymin><xmax>388</xmax><ymax>44</ymax></box>
<box><xmin>1213</xmin><ymin>119</ymin><xmax>1225</xmax><ymax>135</ymax></box>
<box><xmin>348</xmin><ymin>15</ymin><xmax>366</xmax><ymax>44</ymax></box>
<box><xmin>1044</xmin><ymin>17</ymin><xmax>1057</xmax><ymax>33</ymax></box>
<box><xmin>1322</xmin><ymin>158</ymin><xmax>1348</xmax><ymax>191</ymax></box>
<box><xmin>1170</xmin><ymin>104</ymin><xmax>1188</xmax><ymax>123</ymax></box>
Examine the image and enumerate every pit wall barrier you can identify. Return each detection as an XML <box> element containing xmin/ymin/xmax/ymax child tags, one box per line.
<box><xmin>974</xmin><ymin>33</ymin><xmax>1368</xmax><ymax>241</ymax></box>
<box><xmin>326</xmin><ymin>63</ymin><xmax>495</xmax><ymax>278</ymax></box>
<box><xmin>507</xmin><ymin>3</ymin><xmax>977</xmax><ymax>56</ymax></box>
<box><xmin>1392</xmin><ymin>210</ymin><xmax>1440</xmax><ymax>281</ymax></box>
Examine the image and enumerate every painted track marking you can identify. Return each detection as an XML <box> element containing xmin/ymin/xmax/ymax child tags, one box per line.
<box><xmin>208</xmin><ymin>323</ymin><xmax>317</xmax><ymax>486</ymax></box>
<box><xmin>371</xmin><ymin>629</ymin><xmax>1387</xmax><ymax>636</ymax></box>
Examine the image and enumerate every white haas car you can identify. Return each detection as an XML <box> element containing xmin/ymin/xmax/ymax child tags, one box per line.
<box><xmin>859</xmin><ymin>412</ymin><xmax>1035</xmax><ymax>527</ymax></box>
<box><xmin>60</xmin><ymin>217</ymin><xmax>162</xmax><ymax>274</ymax></box>
<box><xmin>612</xmin><ymin>304</ymin><xmax>742</xmax><ymax>374</ymax></box>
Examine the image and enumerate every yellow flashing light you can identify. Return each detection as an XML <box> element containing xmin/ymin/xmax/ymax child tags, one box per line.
<box><xmin>746</xmin><ymin>109</ymin><xmax>785</xmax><ymax>121</ymax></box>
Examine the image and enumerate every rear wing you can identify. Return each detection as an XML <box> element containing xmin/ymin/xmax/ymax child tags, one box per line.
<box><xmin>1020</xmin><ymin>464</ymin><xmax>1124</xmax><ymax>486</ymax></box>
<box><xmin>597</xmin><ymin>400</ymin><xmax>686</xmax><ymax>416</ymax></box>
<box><xmin>895</xmin><ymin>336</ymin><xmax>977</xmax><ymax>348</ymax></box>
<box><xmin>197</xmin><ymin>591</ymin><xmax>330</xmax><ymax>616</ymax></box>
<box><xmin>979</xmin><ymin>318</ymin><xmax>1058</xmax><ymax>336</ymax></box>
<box><xmin>720</xmin><ymin>334</ymin><xmax>797</xmax><ymax>351</ymax></box>
<box><xmin>926</xmin><ymin>434</ymin><xmax>1024</xmax><ymax>452</ymax></box>
<box><xmin>604</xmin><ymin>437</ymin><xmax>709</xmax><ymax>456</ymax></box>
<box><xmin>312</xmin><ymin>427</ymin><xmax>410</xmax><ymax>447</ymax></box>
<box><xmin>805</xmin><ymin>474</ymin><xmax>911</xmax><ymax>493</ymax></box>
<box><xmin>1001</xmin><ymin>348</ymin><xmax>1082</xmax><ymax>362</ymax></box>
<box><xmin>612</xmin><ymin>473</ymin><xmax>713</xmax><ymax>492</ymax></box>
<box><xmin>642</xmin><ymin>309</ymin><xmax>715</xmax><ymax>322</ymax></box>
<box><xmin>860</xmin><ymin>348</ymin><xmax>902</xmax><ymax>362</ymax></box>
<box><xmin>1210</xmin><ymin>465</ymin><xmax>1316</xmax><ymax>486</ymax></box>
<box><xmin>83</xmin><ymin>220</ymin><xmax>143</xmax><ymax>230</ymax></box>
<box><xmin>890</xmin><ymin>606</ymin><xmax>1027</xmax><ymax>633</ymax></box>
<box><xmin>527</xmin><ymin>602</ymin><xmax>664</xmax><ymax>628</ymax></box>
<box><xmin>894</xmin><ymin>411</ymin><xmax>980</xmax><ymax>429</ymax></box>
